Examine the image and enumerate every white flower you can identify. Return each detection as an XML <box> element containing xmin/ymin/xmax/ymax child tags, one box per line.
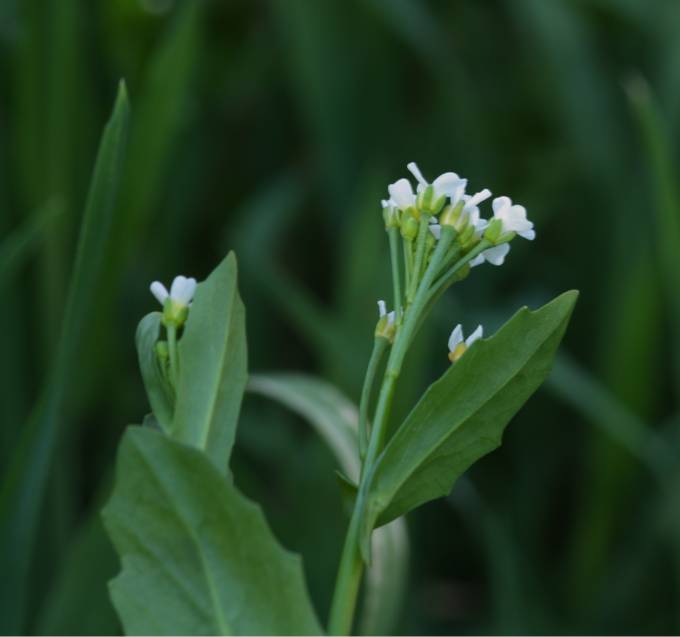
<box><xmin>377</xmin><ymin>299</ymin><xmax>396</xmax><ymax>326</ymax></box>
<box><xmin>387</xmin><ymin>178</ymin><xmax>416</xmax><ymax>212</ymax></box>
<box><xmin>448</xmin><ymin>323</ymin><xmax>483</xmax><ymax>362</ymax></box>
<box><xmin>150</xmin><ymin>275</ymin><xmax>197</xmax><ymax>308</ymax></box>
<box><xmin>407</xmin><ymin>162</ymin><xmax>467</xmax><ymax>204</ymax></box>
<box><xmin>470</xmin><ymin>243</ymin><xmax>511</xmax><ymax>268</ymax></box>
<box><xmin>491</xmin><ymin>196</ymin><xmax>535</xmax><ymax>240</ymax></box>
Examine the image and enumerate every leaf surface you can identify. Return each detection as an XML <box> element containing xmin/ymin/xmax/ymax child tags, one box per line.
<box><xmin>103</xmin><ymin>427</ymin><xmax>322</xmax><ymax>636</ymax></box>
<box><xmin>359</xmin><ymin>291</ymin><xmax>578</xmax><ymax>550</ymax></box>
<box><xmin>171</xmin><ymin>252</ymin><xmax>248</xmax><ymax>472</ymax></box>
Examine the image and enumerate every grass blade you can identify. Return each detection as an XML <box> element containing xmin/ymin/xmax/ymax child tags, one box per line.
<box><xmin>0</xmin><ymin>83</ymin><xmax>130</xmax><ymax>633</ymax></box>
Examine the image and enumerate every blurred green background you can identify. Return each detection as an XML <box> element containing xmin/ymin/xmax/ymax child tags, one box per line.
<box><xmin>1</xmin><ymin>0</ymin><xmax>679</xmax><ymax>634</ymax></box>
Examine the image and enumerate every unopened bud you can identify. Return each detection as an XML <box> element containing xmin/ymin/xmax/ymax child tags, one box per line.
<box><xmin>440</xmin><ymin>201</ymin><xmax>466</xmax><ymax>230</ymax></box>
<box><xmin>483</xmin><ymin>218</ymin><xmax>503</xmax><ymax>244</ymax></box>
<box><xmin>416</xmin><ymin>185</ymin><xmax>446</xmax><ymax>216</ymax></box>
<box><xmin>401</xmin><ymin>214</ymin><xmax>419</xmax><ymax>241</ymax></box>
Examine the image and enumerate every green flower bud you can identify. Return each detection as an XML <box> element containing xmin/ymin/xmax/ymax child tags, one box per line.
<box><xmin>416</xmin><ymin>184</ymin><xmax>447</xmax><ymax>216</ymax></box>
<box><xmin>440</xmin><ymin>201</ymin><xmax>466</xmax><ymax>230</ymax></box>
<box><xmin>483</xmin><ymin>218</ymin><xmax>503</xmax><ymax>244</ymax></box>
<box><xmin>382</xmin><ymin>203</ymin><xmax>401</xmax><ymax>229</ymax></box>
<box><xmin>162</xmin><ymin>299</ymin><xmax>189</xmax><ymax>328</ymax></box>
<box><xmin>401</xmin><ymin>213</ymin><xmax>419</xmax><ymax>241</ymax></box>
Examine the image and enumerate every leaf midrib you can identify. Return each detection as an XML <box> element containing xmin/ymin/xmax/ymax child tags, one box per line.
<box><xmin>131</xmin><ymin>436</ymin><xmax>232</xmax><ymax>635</ymax></box>
<box><xmin>371</xmin><ymin>308</ymin><xmax>566</xmax><ymax>512</ymax></box>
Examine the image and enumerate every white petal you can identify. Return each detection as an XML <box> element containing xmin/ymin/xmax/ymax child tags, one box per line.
<box><xmin>432</xmin><ymin>172</ymin><xmax>465</xmax><ymax>200</ymax></box>
<box><xmin>386</xmin><ymin>310</ymin><xmax>396</xmax><ymax>326</ymax></box>
<box><xmin>492</xmin><ymin>196</ymin><xmax>511</xmax><ymax>216</ymax></box>
<box><xmin>387</xmin><ymin>178</ymin><xmax>416</xmax><ymax>210</ymax></box>
<box><xmin>469</xmin><ymin>254</ymin><xmax>485</xmax><ymax>268</ymax></box>
<box><xmin>464</xmin><ymin>188</ymin><xmax>492</xmax><ymax>210</ymax></box>
<box><xmin>448</xmin><ymin>324</ymin><xmax>464</xmax><ymax>352</ymax></box>
<box><xmin>466</xmin><ymin>324</ymin><xmax>484</xmax><ymax>346</ymax></box>
<box><xmin>150</xmin><ymin>281</ymin><xmax>169</xmax><ymax>305</ymax></box>
<box><xmin>519</xmin><ymin>228</ymin><xmax>536</xmax><ymax>240</ymax></box>
<box><xmin>377</xmin><ymin>299</ymin><xmax>387</xmax><ymax>317</ymax></box>
<box><xmin>482</xmin><ymin>243</ymin><xmax>511</xmax><ymax>266</ymax></box>
<box><xmin>171</xmin><ymin>275</ymin><xmax>197</xmax><ymax>305</ymax></box>
<box><xmin>429</xmin><ymin>224</ymin><xmax>441</xmax><ymax>240</ymax></box>
<box><xmin>407</xmin><ymin>162</ymin><xmax>428</xmax><ymax>188</ymax></box>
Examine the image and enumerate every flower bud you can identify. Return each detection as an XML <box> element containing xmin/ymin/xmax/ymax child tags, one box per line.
<box><xmin>440</xmin><ymin>201</ymin><xmax>466</xmax><ymax>231</ymax></box>
<box><xmin>162</xmin><ymin>299</ymin><xmax>189</xmax><ymax>328</ymax></box>
<box><xmin>483</xmin><ymin>218</ymin><xmax>503</xmax><ymax>244</ymax></box>
<box><xmin>416</xmin><ymin>184</ymin><xmax>447</xmax><ymax>216</ymax></box>
<box><xmin>400</xmin><ymin>213</ymin><xmax>419</xmax><ymax>241</ymax></box>
<box><xmin>382</xmin><ymin>202</ymin><xmax>401</xmax><ymax>229</ymax></box>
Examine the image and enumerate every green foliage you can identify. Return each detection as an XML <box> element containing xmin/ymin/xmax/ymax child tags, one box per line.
<box><xmin>0</xmin><ymin>84</ymin><xmax>130</xmax><ymax>633</ymax></box>
<box><xmin>136</xmin><ymin>312</ymin><xmax>174</xmax><ymax>431</ymax></box>
<box><xmin>248</xmin><ymin>373</ymin><xmax>409</xmax><ymax>635</ymax></box>
<box><xmin>103</xmin><ymin>427</ymin><xmax>322</xmax><ymax>636</ymax></box>
<box><xmin>171</xmin><ymin>253</ymin><xmax>248</xmax><ymax>472</ymax></box>
<box><xmin>359</xmin><ymin>291</ymin><xmax>578</xmax><ymax>549</ymax></box>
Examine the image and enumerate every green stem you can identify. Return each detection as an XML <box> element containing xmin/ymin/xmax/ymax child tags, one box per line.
<box><xmin>328</xmin><ymin>227</ymin><xmax>455</xmax><ymax>635</ymax></box>
<box><xmin>358</xmin><ymin>337</ymin><xmax>389</xmax><ymax>461</ymax></box>
<box><xmin>406</xmin><ymin>216</ymin><xmax>430</xmax><ymax>303</ymax></box>
<box><xmin>388</xmin><ymin>227</ymin><xmax>402</xmax><ymax>321</ymax></box>
<box><xmin>428</xmin><ymin>240</ymin><xmax>491</xmax><ymax>303</ymax></box>
<box><xmin>402</xmin><ymin>238</ymin><xmax>413</xmax><ymax>299</ymax></box>
<box><xmin>166</xmin><ymin>323</ymin><xmax>179</xmax><ymax>386</ymax></box>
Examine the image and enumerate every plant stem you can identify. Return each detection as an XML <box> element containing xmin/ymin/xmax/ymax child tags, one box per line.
<box><xmin>388</xmin><ymin>227</ymin><xmax>402</xmax><ymax>320</ymax></box>
<box><xmin>328</xmin><ymin>228</ymin><xmax>455</xmax><ymax>635</ymax></box>
<box><xmin>406</xmin><ymin>216</ymin><xmax>430</xmax><ymax>303</ymax></box>
<box><xmin>402</xmin><ymin>238</ymin><xmax>413</xmax><ymax>300</ymax></box>
<box><xmin>166</xmin><ymin>323</ymin><xmax>179</xmax><ymax>386</ymax></box>
<box><xmin>358</xmin><ymin>337</ymin><xmax>389</xmax><ymax>461</ymax></box>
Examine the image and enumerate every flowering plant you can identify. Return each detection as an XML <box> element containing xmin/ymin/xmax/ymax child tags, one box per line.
<box><xmin>103</xmin><ymin>162</ymin><xmax>577</xmax><ymax>635</ymax></box>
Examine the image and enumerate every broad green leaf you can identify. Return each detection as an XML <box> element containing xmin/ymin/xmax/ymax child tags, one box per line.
<box><xmin>358</xmin><ymin>290</ymin><xmax>578</xmax><ymax>552</ymax></box>
<box><xmin>136</xmin><ymin>312</ymin><xmax>174</xmax><ymax>431</ymax></box>
<box><xmin>103</xmin><ymin>427</ymin><xmax>322</xmax><ymax>636</ymax></box>
<box><xmin>248</xmin><ymin>373</ymin><xmax>409</xmax><ymax>635</ymax></box>
<box><xmin>171</xmin><ymin>252</ymin><xmax>247</xmax><ymax>472</ymax></box>
<box><xmin>0</xmin><ymin>83</ymin><xmax>130</xmax><ymax>634</ymax></box>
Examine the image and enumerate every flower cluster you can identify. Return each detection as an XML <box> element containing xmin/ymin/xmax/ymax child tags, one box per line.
<box><xmin>377</xmin><ymin>161</ymin><xmax>535</xmax><ymax>362</ymax></box>
<box><xmin>382</xmin><ymin>162</ymin><xmax>534</xmax><ymax>268</ymax></box>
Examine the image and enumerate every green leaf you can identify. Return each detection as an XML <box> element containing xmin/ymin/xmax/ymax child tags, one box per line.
<box><xmin>0</xmin><ymin>82</ymin><xmax>130</xmax><ymax>634</ymax></box>
<box><xmin>171</xmin><ymin>252</ymin><xmax>248</xmax><ymax>472</ymax></box>
<box><xmin>136</xmin><ymin>312</ymin><xmax>174</xmax><ymax>431</ymax></box>
<box><xmin>248</xmin><ymin>373</ymin><xmax>409</xmax><ymax>635</ymax></box>
<box><xmin>103</xmin><ymin>427</ymin><xmax>322</xmax><ymax>636</ymax></box>
<box><xmin>358</xmin><ymin>290</ymin><xmax>578</xmax><ymax>551</ymax></box>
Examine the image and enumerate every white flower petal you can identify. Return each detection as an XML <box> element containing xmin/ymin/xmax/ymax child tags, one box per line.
<box><xmin>469</xmin><ymin>254</ymin><xmax>485</xmax><ymax>268</ymax></box>
<box><xmin>448</xmin><ymin>324</ymin><xmax>464</xmax><ymax>352</ymax></box>
<box><xmin>388</xmin><ymin>178</ymin><xmax>416</xmax><ymax>211</ymax></box>
<box><xmin>386</xmin><ymin>310</ymin><xmax>396</xmax><ymax>326</ymax></box>
<box><xmin>407</xmin><ymin>162</ymin><xmax>428</xmax><ymax>188</ymax></box>
<box><xmin>378</xmin><ymin>299</ymin><xmax>387</xmax><ymax>317</ymax></box>
<box><xmin>520</xmin><ymin>228</ymin><xmax>536</xmax><ymax>240</ymax></box>
<box><xmin>464</xmin><ymin>188</ymin><xmax>492</xmax><ymax>210</ymax></box>
<box><xmin>492</xmin><ymin>196</ymin><xmax>511</xmax><ymax>216</ymax></box>
<box><xmin>170</xmin><ymin>275</ymin><xmax>197</xmax><ymax>305</ymax></box>
<box><xmin>466</xmin><ymin>324</ymin><xmax>484</xmax><ymax>346</ymax></box>
<box><xmin>482</xmin><ymin>243</ymin><xmax>511</xmax><ymax>266</ymax></box>
<box><xmin>432</xmin><ymin>172</ymin><xmax>466</xmax><ymax>200</ymax></box>
<box><xmin>150</xmin><ymin>281</ymin><xmax>169</xmax><ymax>305</ymax></box>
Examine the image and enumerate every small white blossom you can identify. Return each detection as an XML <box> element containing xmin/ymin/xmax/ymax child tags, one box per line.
<box><xmin>387</xmin><ymin>178</ymin><xmax>416</xmax><ymax>212</ymax></box>
<box><xmin>377</xmin><ymin>299</ymin><xmax>396</xmax><ymax>326</ymax></box>
<box><xmin>448</xmin><ymin>323</ymin><xmax>483</xmax><ymax>362</ymax></box>
<box><xmin>470</xmin><ymin>243</ymin><xmax>511</xmax><ymax>268</ymax></box>
<box><xmin>491</xmin><ymin>196</ymin><xmax>535</xmax><ymax>240</ymax></box>
<box><xmin>150</xmin><ymin>275</ymin><xmax>197</xmax><ymax>308</ymax></box>
<box><xmin>407</xmin><ymin>162</ymin><xmax>467</xmax><ymax>204</ymax></box>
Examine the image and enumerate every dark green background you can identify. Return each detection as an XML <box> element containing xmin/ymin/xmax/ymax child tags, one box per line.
<box><xmin>1</xmin><ymin>0</ymin><xmax>679</xmax><ymax>634</ymax></box>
